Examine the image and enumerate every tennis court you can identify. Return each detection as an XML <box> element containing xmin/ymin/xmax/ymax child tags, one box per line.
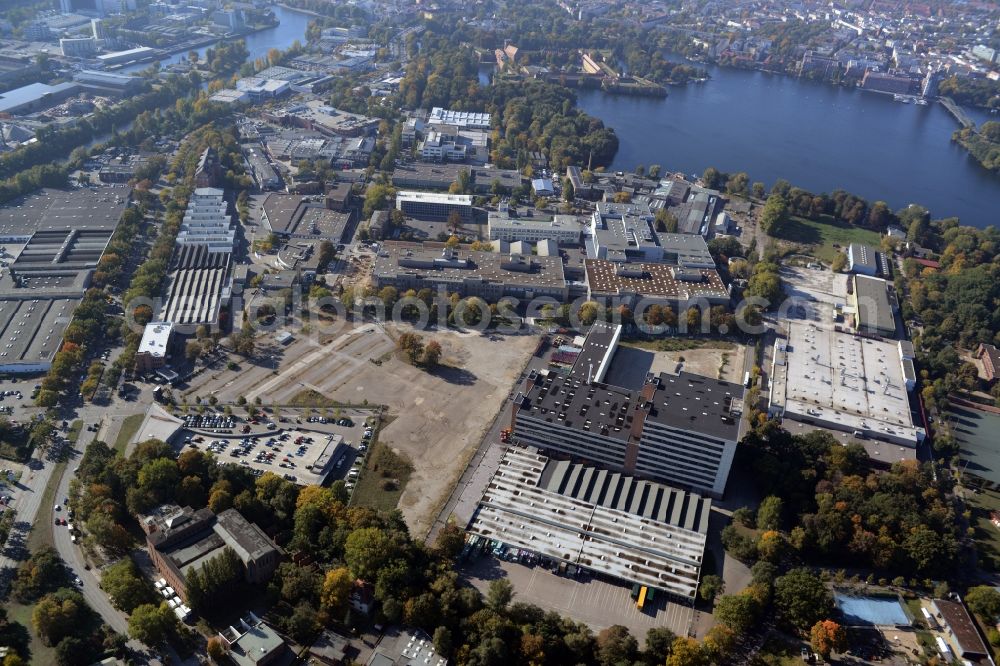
<box><xmin>835</xmin><ymin>592</ymin><xmax>910</xmax><ymax>626</ymax></box>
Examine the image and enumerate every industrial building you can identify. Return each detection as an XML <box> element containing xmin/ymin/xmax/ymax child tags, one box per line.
<box><xmin>590</xmin><ymin>201</ymin><xmax>661</xmax><ymax>263</ymax></box>
<box><xmin>142</xmin><ymin>504</ymin><xmax>281</xmax><ymax>604</ymax></box>
<box><xmin>768</xmin><ymin>321</ymin><xmax>923</xmax><ymax>449</ymax></box>
<box><xmin>427</xmin><ymin>107</ymin><xmax>491</xmax><ymax>129</ymax></box>
<box><xmin>467</xmin><ymin>445</ymin><xmax>712</xmax><ymax>599</ymax></box>
<box><xmin>263</xmin><ymin>100</ymin><xmax>380</xmax><ymax>138</ymax></box>
<box><xmin>510</xmin><ymin>323</ymin><xmax>743</xmax><ymax>497</ymax></box>
<box><xmin>161</xmin><ymin>189</ymin><xmax>234</xmax><ymax>328</ymax></box>
<box><xmin>73</xmin><ymin>70</ymin><xmax>142</xmax><ymax>95</ymax></box>
<box><xmin>585</xmin><ymin>259</ymin><xmax>730</xmax><ymax>309</ymax></box>
<box><xmin>487</xmin><ymin>210</ymin><xmax>581</xmax><ymax>244</ymax></box>
<box><xmin>850</xmin><ymin>274</ymin><xmax>897</xmax><ymax>337</ymax></box>
<box><xmin>0</xmin><ymin>188</ymin><xmax>127</xmax><ymax>373</ymax></box>
<box><xmin>243</xmin><ymin>144</ymin><xmax>281</xmax><ymax>191</ymax></box>
<box><xmin>0</xmin><ymin>81</ymin><xmax>79</xmax><ymax>116</ymax></box>
<box><xmin>396</xmin><ymin>191</ymin><xmax>473</xmax><ymax>222</ymax></box>
<box><xmin>372</xmin><ymin>241</ymin><xmax>568</xmax><ymax>301</ymax></box>
<box><xmin>847</xmin><ymin>243</ymin><xmax>890</xmax><ymax>277</ymax></box>
<box><xmin>260</xmin><ymin>194</ymin><xmax>354</xmax><ymax>242</ymax></box>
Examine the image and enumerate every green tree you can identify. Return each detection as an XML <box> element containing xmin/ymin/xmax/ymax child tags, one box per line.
<box><xmin>699</xmin><ymin>575</ymin><xmax>724</xmax><ymax>603</ymax></box>
<box><xmin>714</xmin><ymin>593</ymin><xmax>761</xmax><ymax>634</ymax></box>
<box><xmin>759</xmin><ymin>194</ymin><xmax>789</xmax><ymax>234</ymax></box>
<box><xmin>344</xmin><ymin>527</ymin><xmax>393</xmax><ymax>580</ymax></box>
<box><xmin>101</xmin><ymin>559</ymin><xmax>155</xmax><ymax>613</ymax></box>
<box><xmin>756</xmin><ymin>495</ymin><xmax>784</xmax><ymax>531</ymax></box>
<box><xmin>774</xmin><ymin>568</ymin><xmax>834</xmax><ymax>632</ymax></box>
<box><xmin>966</xmin><ymin>586</ymin><xmax>1000</xmax><ymax>623</ymax></box>
<box><xmin>127</xmin><ymin>603</ymin><xmax>175</xmax><ymax>646</ymax></box>
<box><xmin>486</xmin><ymin>578</ymin><xmax>514</xmax><ymax>613</ymax></box>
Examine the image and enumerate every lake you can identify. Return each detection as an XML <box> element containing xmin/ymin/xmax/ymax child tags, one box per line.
<box><xmin>575</xmin><ymin>65</ymin><xmax>999</xmax><ymax>229</ymax></box>
<box><xmin>120</xmin><ymin>4</ymin><xmax>311</xmax><ymax>73</ymax></box>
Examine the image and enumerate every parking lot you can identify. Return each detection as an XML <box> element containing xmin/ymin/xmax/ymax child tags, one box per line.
<box><xmin>173</xmin><ymin>408</ymin><xmax>377</xmax><ymax>486</ymax></box>
<box><xmin>461</xmin><ymin>553</ymin><xmax>694</xmax><ymax>640</ymax></box>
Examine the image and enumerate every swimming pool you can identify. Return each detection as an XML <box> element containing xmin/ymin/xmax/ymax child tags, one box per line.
<box><xmin>834</xmin><ymin>592</ymin><xmax>910</xmax><ymax>626</ymax></box>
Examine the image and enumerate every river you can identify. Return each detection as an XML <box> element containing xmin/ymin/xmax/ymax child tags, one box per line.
<box><xmin>120</xmin><ymin>4</ymin><xmax>311</xmax><ymax>74</ymax></box>
<box><xmin>575</xmin><ymin>65</ymin><xmax>999</xmax><ymax>229</ymax></box>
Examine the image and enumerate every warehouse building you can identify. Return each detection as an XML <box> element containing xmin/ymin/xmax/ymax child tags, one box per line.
<box><xmin>468</xmin><ymin>445</ymin><xmax>711</xmax><ymax>599</ymax></box>
<box><xmin>850</xmin><ymin>274</ymin><xmax>897</xmax><ymax>337</ymax></box>
<box><xmin>372</xmin><ymin>241</ymin><xmax>567</xmax><ymax>301</ymax></box>
<box><xmin>260</xmin><ymin>194</ymin><xmax>354</xmax><ymax>242</ymax></box>
<box><xmin>0</xmin><ymin>188</ymin><xmax>127</xmax><ymax>373</ymax></box>
<box><xmin>768</xmin><ymin>321</ymin><xmax>923</xmax><ymax>450</ymax></box>
<box><xmin>162</xmin><ymin>189</ymin><xmax>234</xmax><ymax>328</ymax></box>
<box><xmin>847</xmin><ymin>243</ymin><xmax>890</xmax><ymax>277</ymax></box>
<box><xmin>510</xmin><ymin>323</ymin><xmax>743</xmax><ymax>497</ymax></box>
<box><xmin>428</xmin><ymin>107</ymin><xmax>491</xmax><ymax>129</ymax></box>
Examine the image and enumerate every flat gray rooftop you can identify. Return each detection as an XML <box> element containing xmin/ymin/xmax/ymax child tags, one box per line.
<box><xmin>0</xmin><ymin>187</ymin><xmax>128</xmax><ymax>238</ymax></box>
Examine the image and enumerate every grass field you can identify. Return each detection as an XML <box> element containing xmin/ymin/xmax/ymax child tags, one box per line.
<box><xmin>351</xmin><ymin>437</ymin><xmax>413</xmax><ymax>512</ymax></box>
<box><xmin>966</xmin><ymin>487</ymin><xmax>1000</xmax><ymax>571</ymax></box>
<box><xmin>773</xmin><ymin>215</ymin><xmax>882</xmax><ymax>263</ymax></box>
<box><xmin>113</xmin><ymin>413</ymin><xmax>144</xmax><ymax>455</ymax></box>
<box><xmin>8</xmin><ymin>600</ymin><xmax>57</xmax><ymax>665</ymax></box>
<box><xmin>622</xmin><ymin>338</ymin><xmax>736</xmax><ymax>352</ymax></box>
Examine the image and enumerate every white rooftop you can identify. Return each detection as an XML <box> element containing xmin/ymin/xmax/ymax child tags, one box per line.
<box><xmin>770</xmin><ymin>321</ymin><xmax>922</xmax><ymax>445</ymax></box>
<box><xmin>139</xmin><ymin>321</ymin><xmax>172</xmax><ymax>358</ymax></box>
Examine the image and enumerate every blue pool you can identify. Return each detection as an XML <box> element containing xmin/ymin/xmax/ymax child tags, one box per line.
<box><xmin>834</xmin><ymin>592</ymin><xmax>910</xmax><ymax>626</ymax></box>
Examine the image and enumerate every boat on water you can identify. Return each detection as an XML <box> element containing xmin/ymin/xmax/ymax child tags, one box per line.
<box><xmin>914</xmin><ymin>98</ymin><xmax>928</xmax><ymax>105</ymax></box>
<box><xmin>893</xmin><ymin>94</ymin><xmax>912</xmax><ymax>103</ymax></box>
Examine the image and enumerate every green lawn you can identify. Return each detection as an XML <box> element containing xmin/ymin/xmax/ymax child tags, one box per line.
<box><xmin>773</xmin><ymin>215</ymin><xmax>882</xmax><ymax>263</ymax></box>
<box><xmin>27</xmin><ymin>459</ymin><xmax>67</xmax><ymax>552</ymax></box>
<box><xmin>621</xmin><ymin>338</ymin><xmax>736</xmax><ymax>352</ymax></box>
<box><xmin>8</xmin><ymin>600</ymin><xmax>57</xmax><ymax>665</ymax></box>
<box><xmin>350</xmin><ymin>436</ymin><xmax>412</xmax><ymax>512</ymax></box>
<box><xmin>67</xmin><ymin>420</ymin><xmax>83</xmax><ymax>444</ymax></box>
<box><xmin>113</xmin><ymin>413</ymin><xmax>145</xmax><ymax>455</ymax></box>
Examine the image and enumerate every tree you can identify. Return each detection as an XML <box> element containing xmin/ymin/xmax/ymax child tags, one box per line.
<box><xmin>207</xmin><ymin>636</ymin><xmax>228</xmax><ymax>662</ymax></box>
<box><xmin>774</xmin><ymin>568</ymin><xmax>834</xmax><ymax>632</ymax></box>
<box><xmin>810</xmin><ymin>620</ymin><xmax>847</xmax><ymax>659</ymax></box>
<box><xmin>446</xmin><ymin>210</ymin><xmax>463</xmax><ymax>235</ymax></box>
<box><xmin>752</xmin><ymin>182</ymin><xmax>766</xmax><ymax>199</ymax></box>
<box><xmin>397</xmin><ymin>332</ymin><xmax>424</xmax><ymax>365</ymax></box>
<box><xmin>699</xmin><ymin>575</ymin><xmax>724</xmax><ymax>603</ymax></box>
<box><xmin>320</xmin><ymin>567</ymin><xmax>353</xmax><ymax>616</ymax></box>
<box><xmin>756</xmin><ymin>495</ymin><xmax>784</xmax><ymax>531</ymax></box>
<box><xmin>486</xmin><ymin>578</ymin><xmax>514</xmax><ymax>613</ymax></box>
<box><xmin>32</xmin><ymin>591</ymin><xmax>83</xmax><ymax>646</ymax></box>
<box><xmin>433</xmin><ymin>626</ymin><xmax>453</xmax><ymax>657</ymax></box>
<box><xmin>831</xmin><ymin>252</ymin><xmax>848</xmax><ymax>272</ymax></box>
<box><xmin>420</xmin><ymin>340</ymin><xmax>442</xmax><ymax>368</ymax></box>
<box><xmin>344</xmin><ymin>527</ymin><xmax>393</xmax><ymax>580</ymax></box>
<box><xmin>127</xmin><ymin>603</ymin><xmax>175</xmax><ymax>646</ymax></box>
<box><xmin>666</xmin><ymin>637</ymin><xmax>709</xmax><ymax>666</ymax></box>
<box><xmin>597</xmin><ymin>625</ymin><xmax>638</xmax><ymax>666</ymax></box>
<box><xmin>563</xmin><ymin>177</ymin><xmax>575</xmax><ymax>202</ymax></box>
<box><xmin>714</xmin><ymin>593</ymin><xmax>761</xmax><ymax>634</ymax></box>
<box><xmin>759</xmin><ymin>194</ymin><xmax>789</xmax><ymax>234</ymax></box>
<box><xmin>966</xmin><ymin>586</ymin><xmax>1000</xmax><ymax>623</ymax></box>
<box><xmin>101</xmin><ymin>559</ymin><xmax>154</xmax><ymax>613</ymax></box>
<box><xmin>643</xmin><ymin>627</ymin><xmax>676</xmax><ymax>664</ymax></box>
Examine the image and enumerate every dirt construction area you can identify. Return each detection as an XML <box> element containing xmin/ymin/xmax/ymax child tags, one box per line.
<box><xmin>185</xmin><ymin>322</ymin><xmax>539</xmax><ymax>537</ymax></box>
